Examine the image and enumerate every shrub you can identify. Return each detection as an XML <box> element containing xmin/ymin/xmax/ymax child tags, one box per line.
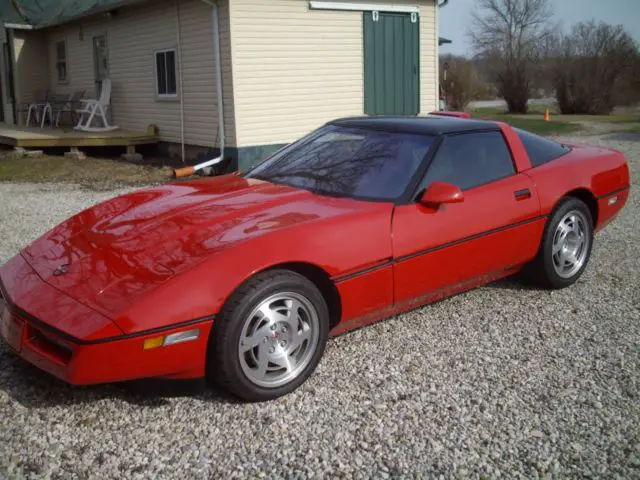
<box><xmin>550</xmin><ymin>21</ymin><xmax>638</xmax><ymax>115</ymax></box>
<box><xmin>440</xmin><ymin>56</ymin><xmax>486</xmax><ymax>110</ymax></box>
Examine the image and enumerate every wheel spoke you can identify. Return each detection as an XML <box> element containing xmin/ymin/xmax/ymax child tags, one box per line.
<box><xmin>258</xmin><ymin>303</ymin><xmax>288</xmax><ymax>324</ymax></box>
<box><xmin>558</xmin><ymin>223</ymin><xmax>570</xmax><ymax>241</ymax></box>
<box><xmin>289</xmin><ymin>325</ymin><xmax>312</xmax><ymax>353</ymax></box>
<box><xmin>270</xmin><ymin>352</ymin><xmax>296</xmax><ymax>373</ymax></box>
<box><xmin>286</xmin><ymin>299</ymin><xmax>303</xmax><ymax>328</ymax></box>
<box><xmin>241</xmin><ymin>322</ymin><xmax>272</xmax><ymax>352</ymax></box>
<box><xmin>552</xmin><ymin>240</ymin><xmax>564</xmax><ymax>255</ymax></box>
<box><xmin>564</xmin><ymin>251</ymin><xmax>577</xmax><ymax>266</ymax></box>
<box><xmin>254</xmin><ymin>344</ymin><xmax>270</xmax><ymax>379</ymax></box>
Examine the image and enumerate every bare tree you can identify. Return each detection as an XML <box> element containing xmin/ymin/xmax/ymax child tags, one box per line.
<box><xmin>440</xmin><ymin>55</ymin><xmax>487</xmax><ymax>110</ymax></box>
<box><xmin>469</xmin><ymin>0</ymin><xmax>552</xmax><ymax>113</ymax></box>
<box><xmin>549</xmin><ymin>21</ymin><xmax>638</xmax><ymax>114</ymax></box>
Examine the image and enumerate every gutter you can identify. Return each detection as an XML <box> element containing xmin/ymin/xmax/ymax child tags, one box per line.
<box><xmin>36</xmin><ymin>0</ymin><xmax>148</xmax><ymax>29</ymax></box>
<box><xmin>4</xmin><ymin>0</ymin><xmax>148</xmax><ymax>30</ymax></box>
<box><xmin>174</xmin><ymin>0</ymin><xmax>226</xmax><ymax>178</ymax></box>
<box><xmin>2</xmin><ymin>23</ymin><xmax>33</xmax><ymax>29</ymax></box>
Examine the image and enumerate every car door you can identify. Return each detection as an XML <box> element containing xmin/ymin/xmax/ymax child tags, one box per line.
<box><xmin>392</xmin><ymin>130</ymin><xmax>544</xmax><ymax>307</ymax></box>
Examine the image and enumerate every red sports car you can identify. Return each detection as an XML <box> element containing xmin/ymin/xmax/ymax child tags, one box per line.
<box><xmin>0</xmin><ymin>116</ymin><xmax>629</xmax><ymax>401</ymax></box>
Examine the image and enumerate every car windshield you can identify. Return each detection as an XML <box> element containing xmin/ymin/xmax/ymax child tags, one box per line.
<box><xmin>246</xmin><ymin>125</ymin><xmax>435</xmax><ymax>201</ymax></box>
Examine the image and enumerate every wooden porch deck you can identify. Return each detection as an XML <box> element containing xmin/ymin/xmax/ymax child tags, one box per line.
<box><xmin>0</xmin><ymin>125</ymin><xmax>159</xmax><ymax>149</ymax></box>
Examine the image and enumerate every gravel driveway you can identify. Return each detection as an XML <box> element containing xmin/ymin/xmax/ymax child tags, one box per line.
<box><xmin>1</xmin><ymin>134</ymin><xmax>639</xmax><ymax>479</ymax></box>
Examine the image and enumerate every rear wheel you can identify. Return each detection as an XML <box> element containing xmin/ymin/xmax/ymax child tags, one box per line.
<box><xmin>526</xmin><ymin>197</ymin><xmax>593</xmax><ymax>289</ymax></box>
<box><xmin>207</xmin><ymin>270</ymin><xmax>329</xmax><ymax>401</ymax></box>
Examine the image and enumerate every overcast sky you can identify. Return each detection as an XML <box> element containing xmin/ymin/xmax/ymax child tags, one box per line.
<box><xmin>439</xmin><ymin>0</ymin><xmax>640</xmax><ymax>56</ymax></box>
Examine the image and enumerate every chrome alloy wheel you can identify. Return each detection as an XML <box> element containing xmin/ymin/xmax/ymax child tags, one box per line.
<box><xmin>552</xmin><ymin>210</ymin><xmax>590</xmax><ymax>279</ymax></box>
<box><xmin>238</xmin><ymin>292</ymin><xmax>319</xmax><ymax>388</ymax></box>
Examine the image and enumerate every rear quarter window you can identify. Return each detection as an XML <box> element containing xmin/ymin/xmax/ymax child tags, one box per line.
<box><xmin>516</xmin><ymin>128</ymin><xmax>571</xmax><ymax>167</ymax></box>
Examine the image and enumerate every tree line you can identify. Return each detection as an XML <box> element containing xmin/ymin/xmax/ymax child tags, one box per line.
<box><xmin>440</xmin><ymin>0</ymin><xmax>640</xmax><ymax>114</ymax></box>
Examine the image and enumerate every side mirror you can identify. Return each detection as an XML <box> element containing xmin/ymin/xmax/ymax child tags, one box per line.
<box><xmin>419</xmin><ymin>181</ymin><xmax>464</xmax><ymax>206</ymax></box>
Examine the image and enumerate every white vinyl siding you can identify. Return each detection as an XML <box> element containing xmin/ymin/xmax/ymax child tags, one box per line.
<box><xmin>43</xmin><ymin>0</ymin><xmax>235</xmax><ymax>147</ymax></box>
<box><xmin>229</xmin><ymin>0</ymin><xmax>363</xmax><ymax>147</ymax></box>
<box><xmin>229</xmin><ymin>0</ymin><xmax>439</xmax><ymax>148</ymax></box>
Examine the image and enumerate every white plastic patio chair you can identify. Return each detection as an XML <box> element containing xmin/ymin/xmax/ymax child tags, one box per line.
<box><xmin>40</xmin><ymin>93</ymin><xmax>69</xmax><ymax>128</ymax></box>
<box><xmin>41</xmin><ymin>91</ymin><xmax>86</xmax><ymax>127</ymax></box>
<box><xmin>24</xmin><ymin>90</ymin><xmax>49</xmax><ymax>127</ymax></box>
<box><xmin>74</xmin><ymin>79</ymin><xmax>118</xmax><ymax>132</ymax></box>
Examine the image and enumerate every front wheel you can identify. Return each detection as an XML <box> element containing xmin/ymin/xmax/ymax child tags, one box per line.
<box><xmin>525</xmin><ymin>197</ymin><xmax>594</xmax><ymax>289</ymax></box>
<box><xmin>207</xmin><ymin>270</ymin><xmax>329</xmax><ymax>401</ymax></box>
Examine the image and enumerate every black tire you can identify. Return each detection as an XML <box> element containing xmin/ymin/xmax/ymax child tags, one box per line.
<box><xmin>525</xmin><ymin>197</ymin><xmax>594</xmax><ymax>289</ymax></box>
<box><xmin>207</xmin><ymin>269</ymin><xmax>329</xmax><ymax>402</ymax></box>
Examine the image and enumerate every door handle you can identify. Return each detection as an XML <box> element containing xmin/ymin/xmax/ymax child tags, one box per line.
<box><xmin>514</xmin><ymin>188</ymin><xmax>531</xmax><ymax>200</ymax></box>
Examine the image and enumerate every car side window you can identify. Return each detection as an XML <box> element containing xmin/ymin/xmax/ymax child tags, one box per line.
<box><xmin>515</xmin><ymin>128</ymin><xmax>571</xmax><ymax>167</ymax></box>
<box><xmin>417</xmin><ymin>131</ymin><xmax>516</xmax><ymax>194</ymax></box>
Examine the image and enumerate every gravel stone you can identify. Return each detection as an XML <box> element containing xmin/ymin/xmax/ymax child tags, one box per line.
<box><xmin>0</xmin><ymin>133</ymin><xmax>639</xmax><ymax>478</ymax></box>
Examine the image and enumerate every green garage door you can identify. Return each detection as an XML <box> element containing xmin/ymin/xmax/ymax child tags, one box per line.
<box><xmin>364</xmin><ymin>11</ymin><xmax>420</xmax><ymax>116</ymax></box>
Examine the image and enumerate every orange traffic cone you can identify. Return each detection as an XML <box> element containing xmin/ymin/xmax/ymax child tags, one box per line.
<box><xmin>543</xmin><ymin>108</ymin><xmax>550</xmax><ymax>121</ymax></box>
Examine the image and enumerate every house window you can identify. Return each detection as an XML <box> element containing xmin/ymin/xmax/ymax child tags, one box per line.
<box><xmin>56</xmin><ymin>40</ymin><xmax>67</xmax><ymax>83</ymax></box>
<box><xmin>155</xmin><ymin>49</ymin><xmax>178</xmax><ymax>98</ymax></box>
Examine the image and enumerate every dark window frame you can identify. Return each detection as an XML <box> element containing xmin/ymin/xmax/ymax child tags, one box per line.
<box><xmin>154</xmin><ymin>48</ymin><xmax>178</xmax><ymax>100</ymax></box>
<box><xmin>412</xmin><ymin>129</ymin><xmax>517</xmax><ymax>200</ymax></box>
<box><xmin>55</xmin><ymin>39</ymin><xmax>68</xmax><ymax>83</ymax></box>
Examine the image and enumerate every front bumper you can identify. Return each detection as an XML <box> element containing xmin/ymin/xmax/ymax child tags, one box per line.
<box><xmin>0</xmin><ymin>264</ymin><xmax>214</xmax><ymax>385</ymax></box>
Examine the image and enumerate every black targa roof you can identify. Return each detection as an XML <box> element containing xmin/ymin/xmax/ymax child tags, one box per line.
<box><xmin>330</xmin><ymin>116</ymin><xmax>499</xmax><ymax>136</ymax></box>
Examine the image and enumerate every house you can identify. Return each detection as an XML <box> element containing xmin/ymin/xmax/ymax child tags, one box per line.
<box><xmin>0</xmin><ymin>0</ymin><xmax>449</xmax><ymax>170</ymax></box>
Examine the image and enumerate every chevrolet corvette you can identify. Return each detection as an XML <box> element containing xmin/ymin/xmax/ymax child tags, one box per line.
<box><xmin>0</xmin><ymin>116</ymin><xmax>630</xmax><ymax>401</ymax></box>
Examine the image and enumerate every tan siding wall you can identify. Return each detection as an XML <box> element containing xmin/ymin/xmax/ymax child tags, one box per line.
<box><xmin>230</xmin><ymin>0</ymin><xmax>438</xmax><ymax>148</ymax></box>
<box><xmin>44</xmin><ymin>0</ymin><xmax>235</xmax><ymax>148</ymax></box>
<box><xmin>419</xmin><ymin>0</ymin><xmax>438</xmax><ymax>115</ymax></box>
<box><xmin>229</xmin><ymin>0</ymin><xmax>363</xmax><ymax>147</ymax></box>
<box><xmin>12</xmin><ymin>30</ymin><xmax>50</xmax><ymax>112</ymax></box>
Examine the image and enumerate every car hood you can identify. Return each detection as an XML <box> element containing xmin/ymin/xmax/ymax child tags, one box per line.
<box><xmin>21</xmin><ymin>175</ymin><xmax>325</xmax><ymax>319</ymax></box>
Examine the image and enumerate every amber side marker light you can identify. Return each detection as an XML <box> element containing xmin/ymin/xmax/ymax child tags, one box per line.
<box><xmin>143</xmin><ymin>329</ymin><xmax>200</xmax><ymax>350</ymax></box>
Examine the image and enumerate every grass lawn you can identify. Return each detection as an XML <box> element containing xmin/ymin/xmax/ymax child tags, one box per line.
<box><xmin>0</xmin><ymin>151</ymin><xmax>171</xmax><ymax>187</ymax></box>
<box><xmin>619</xmin><ymin>124</ymin><xmax>640</xmax><ymax>133</ymax></box>
<box><xmin>469</xmin><ymin>105</ymin><xmax>640</xmax><ymax>135</ymax></box>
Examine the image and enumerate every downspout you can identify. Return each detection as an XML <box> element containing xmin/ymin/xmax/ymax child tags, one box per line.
<box><xmin>174</xmin><ymin>0</ymin><xmax>225</xmax><ymax>177</ymax></box>
<box><xmin>175</xmin><ymin>0</ymin><xmax>186</xmax><ymax>163</ymax></box>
